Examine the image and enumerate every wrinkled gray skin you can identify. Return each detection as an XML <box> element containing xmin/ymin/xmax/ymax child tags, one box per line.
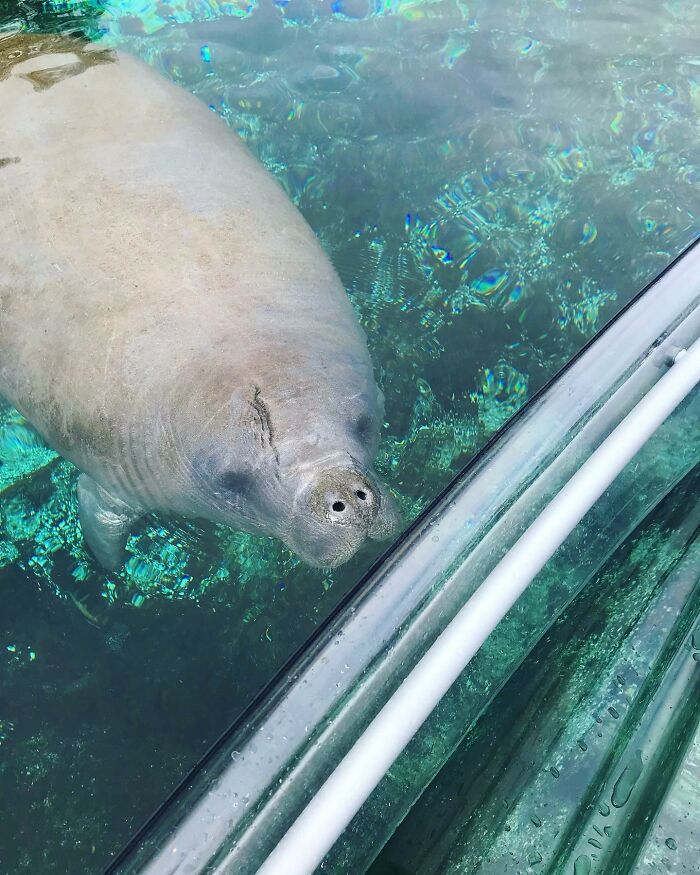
<box><xmin>0</xmin><ymin>33</ymin><xmax>399</xmax><ymax>570</ymax></box>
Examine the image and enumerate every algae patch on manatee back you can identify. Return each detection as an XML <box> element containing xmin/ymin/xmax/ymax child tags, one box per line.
<box><xmin>0</xmin><ymin>30</ymin><xmax>114</xmax><ymax>90</ymax></box>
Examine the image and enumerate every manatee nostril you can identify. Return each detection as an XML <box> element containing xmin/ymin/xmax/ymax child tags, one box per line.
<box><xmin>356</xmin><ymin>490</ymin><xmax>367</xmax><ymax>501</ymax></box>
<box><xmin>332</xmin><ymin>500</ymin><xmax>346</xmax><ymax>512</ymax></box>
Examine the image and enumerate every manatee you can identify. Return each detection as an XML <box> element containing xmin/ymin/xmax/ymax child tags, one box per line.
<box><xmin>0</xmin><ymin>33</ymin><xmax>399</xmax><ymax>570</ymax></box>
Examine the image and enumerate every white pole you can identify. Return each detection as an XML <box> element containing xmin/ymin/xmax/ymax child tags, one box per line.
<box><xmin>256</xmin><ymin>338</ymin><xmax>700</xmax><ymax>875</ymax></box>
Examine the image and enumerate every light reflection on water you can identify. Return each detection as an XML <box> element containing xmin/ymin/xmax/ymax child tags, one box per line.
<box><xmin>1</xmin><ymin>0</ymin><xmax>700</xmax><ymax>871</ymax></box>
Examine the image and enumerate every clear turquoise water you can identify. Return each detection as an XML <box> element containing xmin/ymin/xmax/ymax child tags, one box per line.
<box><xmin>1</xmin><ymin>0</ymin><xmax>700</xmax><ymax>871</ymax></box>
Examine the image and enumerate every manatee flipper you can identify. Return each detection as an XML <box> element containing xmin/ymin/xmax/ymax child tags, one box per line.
<box><xmin>77</xmin><ymin>474</ymin><xmax>143</xmax><ymax>570</ymax></box>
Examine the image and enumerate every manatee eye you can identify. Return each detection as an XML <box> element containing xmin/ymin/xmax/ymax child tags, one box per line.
<box><xmin>353</xmin><ymin>413</ymin><xmax>374</xmax><ymax>442</ymax></box>
<box><xmin>221</xmin><ymin>470</ymin><xmax>252</xmax><ymax>496</ymax></box>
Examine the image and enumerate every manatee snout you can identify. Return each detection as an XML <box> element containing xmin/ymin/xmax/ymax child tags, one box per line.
<box><xmin>289</xmin><ymin>465</ymin><xmax>400</xmax><ymax>568</ymax></box>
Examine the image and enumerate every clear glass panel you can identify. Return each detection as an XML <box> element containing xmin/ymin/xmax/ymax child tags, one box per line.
<box><xmin>633</xmin><ymin>715</ymin><xmax>700</xmax><ymax>873</ymax></box>
<box><xmin>371</xmin><ymin>468</ymin><xmax>700</xmax><ymax>875</ymax></box>
<box><xmin>1</xmin><ymin>1</ymin><xmax>700</xmax><ymax>872</ymax></box>
<box><xmin>319</xmin><ymin>417</ymin><xmax>700</xmax><ymax>874</ymax></box>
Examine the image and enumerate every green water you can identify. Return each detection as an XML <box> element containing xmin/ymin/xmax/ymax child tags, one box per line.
<box><xmin>1</xmin><ymin>0</ymin><xmax>700</xmax><ymax>871</ymax></box>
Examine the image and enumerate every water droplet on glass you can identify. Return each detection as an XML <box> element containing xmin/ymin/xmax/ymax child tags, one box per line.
<box><xmin>611</xmin><ymin>750</ymin><xmax>643</xmax><ymax>808</ymax></box>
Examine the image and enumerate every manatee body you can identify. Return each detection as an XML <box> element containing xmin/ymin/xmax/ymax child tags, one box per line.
<box><xmin>0</xmin><ymin>33</ymin><xmax>398</xmax><ymax>569</ymax></box>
